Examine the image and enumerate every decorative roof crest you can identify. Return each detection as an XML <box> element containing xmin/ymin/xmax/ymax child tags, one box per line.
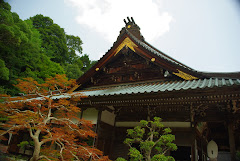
<box><xmin>122</xmin><ymin>17</ymin><xmax>144</xmax><ymax>40</ymax></box>
<box><xmin>124</xmin><ymin>17</ymin><xmax>137</xmax><ymax>28</ymax></box>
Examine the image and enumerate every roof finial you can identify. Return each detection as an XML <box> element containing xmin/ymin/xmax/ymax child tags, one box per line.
<box><xmin>127</xmin><ymin>17</ymin><xmax>131</xmax><ymax>23</ymax></box>
<box><xmin>131</xmin><ymin>17</ymin><xmax>135</xmax><ymax>24</ymax></box>
<box><xmin>123</xmin><ymin>17</ymin><xmax>136</xmax><ymax>25</ymax></box>
<box><xmin>121</xmin><ymin>17</ymin><xmax>144</xmax><ymax>41</ymax></box>
<box><xmin>123</xmin><ymin>19</ymin><xmax>127</xmax><ymax>25</ymax></box>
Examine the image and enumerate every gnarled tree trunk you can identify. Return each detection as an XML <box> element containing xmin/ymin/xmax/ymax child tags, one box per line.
<box><xmin>30</xmin><ymin>140</ymin><xmax>41</xmax><ymax>161</ymax></box>
<box><xmin>29</xmin><ymin>132</ymin><xmax>41</xmax><ymax>161</ymax></box>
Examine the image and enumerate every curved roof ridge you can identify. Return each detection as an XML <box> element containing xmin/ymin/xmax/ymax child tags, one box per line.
<box><xmin>199</xmin><ymin>71</ymin><xmax>240</xmax><ymax>79</ymax></box>
<box><xmin>84</xmin><ymin>77</ymin><xmax>240</xmax><ymax>90</ymax></box>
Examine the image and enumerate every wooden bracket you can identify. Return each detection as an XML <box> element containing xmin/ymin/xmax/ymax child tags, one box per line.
<box><xmin>232</xmin><ymin>100</ymin><xmax>239</xmax><ymax>113</ymax></box>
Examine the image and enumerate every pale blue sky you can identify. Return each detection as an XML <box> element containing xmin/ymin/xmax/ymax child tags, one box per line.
<box><xmin>6</xmin><ymin>0</ymin><xmax>240</xmax><ymax>72</ymax></box>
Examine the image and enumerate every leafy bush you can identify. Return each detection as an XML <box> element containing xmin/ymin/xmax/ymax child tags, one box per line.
<box><xmin>117</xmin><ymin>117</ymin><xmax>177</xmax><ymax>161</ymax></box>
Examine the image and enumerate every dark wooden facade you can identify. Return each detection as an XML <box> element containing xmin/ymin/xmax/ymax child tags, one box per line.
<box><xmin>74</xmin><ymin>18</ymin><xmax>240</xmax><ymax>161</ymax></box>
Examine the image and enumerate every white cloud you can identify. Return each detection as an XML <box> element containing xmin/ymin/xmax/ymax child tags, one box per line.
<box><xmin>65</xmin><ymin>0</ymin><xmax>173</xmax><ymax>43</ymax></box>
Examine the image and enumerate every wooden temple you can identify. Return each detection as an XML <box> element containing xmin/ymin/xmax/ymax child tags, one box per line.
<box><xmin>72</xmin><ymin>17</ymin><xmax>240</xmax><ymax>161</ymax></box>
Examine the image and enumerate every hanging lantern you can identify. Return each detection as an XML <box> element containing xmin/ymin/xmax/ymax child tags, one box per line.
<box><xmin>207</xmin><ymin>140</ymin><xmax>218</xmax><ymax>159</ymax></box>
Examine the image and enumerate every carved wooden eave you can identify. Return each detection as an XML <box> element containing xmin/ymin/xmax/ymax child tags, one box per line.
<box><xmin>73</xmin><ymin>19</ymin><xmax>207</xmax><ymax>91</ymax></box>
<box><xmin>78</xmin><ymin>87</ymin><xmax>240</xmax><ymax>107</ymax></box>
<box><xmin>75</xmin><ymin>79</ymin><xmax>240</xmax><ymax>123</ymax></box>
<box><xmin>76</xmin><ymin>34</ymin><xmax>199</xmax><ymax>86</ymax></box>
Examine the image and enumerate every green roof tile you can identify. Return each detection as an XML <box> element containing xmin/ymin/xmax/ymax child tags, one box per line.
<box><xmin>79</xmin><ymin>78</ymin><xmax>240</xmax><ymax>97</ymax></box>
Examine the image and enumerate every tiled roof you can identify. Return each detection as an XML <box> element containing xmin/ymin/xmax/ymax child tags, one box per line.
<box><xmin>80</xmin><ymin>78</ymin><xmax>240</xmax><ymax>97</ymax></box>
<box><xmin>10</xmin><ymin>78</ymin><xmax>239</xmax><ymax>103</ymax></box>
<box><xmin>125</xmin><ymin>29</ymin><xmax>195</xmax><ymax>71</ymax></box>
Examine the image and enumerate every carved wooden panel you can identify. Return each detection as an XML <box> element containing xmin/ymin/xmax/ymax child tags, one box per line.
<box><xmin>84</xmin><ymin>48</ymin><xmax>180</xmax><ymax>87</ymax></box>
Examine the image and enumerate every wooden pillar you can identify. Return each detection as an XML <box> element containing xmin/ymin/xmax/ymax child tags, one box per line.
<box><xmin>109</xmin><ymin>115</ymin><xmax>117</xmax><ymax>158</ymax></box>
<box><xmin>228</xmin><ymin>122</ymin><xmax>236</xmax><ymax>161</ymax></box>
<box><xmin>190</xmin><ymin>104</ymin><xmax>197</xmax><ymax>161</ymax></box>
<box><xmin>93</xmin><ymin>109</ymin><xmax>102</xmax><ymax>147</ymax></box>
<box><xmin>191</xmin><ymin>127</ymin><xmax>197</xmax><ymax>161</ymax></box>
<box><xmin>200</xmin><ymin>136</ymin><xmax>203</xmax><ymax>161</ymax></box>
<box><xmin>80</xmin><ymin>107</ymin><xmax>85</xmax><ymax>119</ymax></box>
<box><xmin>191</xmin><ymin>140</ymin><xmax>195</xmax><ymax>161</ymax></box>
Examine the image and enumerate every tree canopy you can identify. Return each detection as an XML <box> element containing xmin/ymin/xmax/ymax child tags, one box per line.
<box><xmin>116</xmin><ymin>117</ymin><xmax>177</xmax><ymax>161</ymax></box>
<box><xmin>0</xmin><ymin>0</ymin><xmax>95</xmax><ymax>95</ymax></box>
<box><xmin>0</xmin><ymin>75</ymin><xmax>109</xmax><ymax>161</ymax></box>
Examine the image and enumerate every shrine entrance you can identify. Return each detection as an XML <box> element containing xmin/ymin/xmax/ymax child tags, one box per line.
<box><xmin>171</xmin><ymin>146</ymin><xmax>191</xmax><ymax>161</ymax></box>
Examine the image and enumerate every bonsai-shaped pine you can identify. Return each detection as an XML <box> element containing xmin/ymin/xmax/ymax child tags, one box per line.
<box><xmin>117</xmin><ymin>117</ymin><xmax>177</xmax><ymax>161</ymax></box>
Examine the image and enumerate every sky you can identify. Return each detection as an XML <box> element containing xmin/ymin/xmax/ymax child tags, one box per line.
<box><xmin>5</xmin><ymin>0</ymin><xmax>240</xmax><ymax>72</ymax></box>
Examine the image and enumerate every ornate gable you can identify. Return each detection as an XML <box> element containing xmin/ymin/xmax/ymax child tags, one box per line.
<box><xmin>73</xmin><ymin>17</ymin><xmax>203</xmax><ymax>91</ymax></box>
<box><xmin>82</xmin><ymin>46</ymin><xmax>181</xmax><ymax>88</ymax></box>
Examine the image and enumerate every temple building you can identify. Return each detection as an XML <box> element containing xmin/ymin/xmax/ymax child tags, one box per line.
<box><xmin>72</xmin><ymin>17</ymin><xmax>240</xmax><ymax>161</ymax></box>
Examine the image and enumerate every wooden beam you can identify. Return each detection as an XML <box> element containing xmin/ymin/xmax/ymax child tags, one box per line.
<box><xmin>228</xmin><ymin>122</ymin><xmax>236</xmax><ymax>161</ymax></box>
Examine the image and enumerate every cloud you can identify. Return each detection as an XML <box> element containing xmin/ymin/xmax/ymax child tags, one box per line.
<box><xmin>65</xmin><ymin>0</ymin><xmax>173</xmax><ymax>43</ymax></box>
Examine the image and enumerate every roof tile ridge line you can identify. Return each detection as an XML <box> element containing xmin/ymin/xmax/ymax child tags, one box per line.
<box><xmin>165</xmin><ymin>80</ymin><xmax>181</xmax><ymax>91</ymax></box>
<box><xmin>142</xmin><ymin>40</ymin><xmax>196</xmax><ymax>71</ymax></box>
<box><xmin>199</xmin><ymin>71</ymin><xmax>240</xmax><ymax>74</ymax></box>
<box><xmin>114</xmin><ymin>27</ymin><xmax>128</xmax><ymax>44</ymax></box>
<box><xmin>125</xmin><ymin>29</ymin><xmax>197</xmax><ymax>72</ymax></box>
<box><xmin>198</xmin><ymin>71</ymin><xmax>240</xmax><ymax>79</ymax></box>
<box><xmin>83</xmin><ymin>78</ymin><xmax>215</xmax><ymax>91</ymax></box>
<box><xmin>161</xmin><ymin>80</ymin><xmax>179</xmax><ymax>91</ymax></box>
<box><xmin>191</xmin><ymin>79</ymin><xmax>202</xmax><ymax>89</ymax></box>
<box><xmin>82</xmin><ymin>79</ymin><xmax>168</xmax><ymax>90</ymax></box>
<box><xmin>82</xmin><ymin>78</ymin><xmax>208</xmax><ymax>91</ymax></box>
<box><xmin>125</xmin><ymin>30</ymin><xmax>177</xmax><ymax>63</ymax></box>
<box><xmin>236</xmin><ymin>79</ymin><xmax>240</xmax><ymax>84</ymax></box>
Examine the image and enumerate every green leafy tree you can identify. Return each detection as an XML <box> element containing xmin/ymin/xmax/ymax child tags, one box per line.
<box><xmin>66</xmin><ymin>35</ymin><xmax>83</xmax><ymax>63</ymax></box>
<box><xmin>0</xmin><ymin>59</ymin><xmax>9</xmax><ymax>81</ymax></box>
<box><xmin>0</xmin><ymin>0</ymin><xmax>35</xmax><ymax>94</ymax></box>
<box><xmin>0</xmin><ymin>1</ymin><xmax>66</xmax><ymax>95</ymax></box>
<box><xmin>64</xmin><ymin>63</ymin><xmax>84</xmax><ymax>79</ymax></box>
<box><xmin>0</xmin><ymin>1</ymin><xmax>95</xmax><ymax>94</ymax></box>
<box><xmin>80</xmin><ymin>54</ymin><xmax>97</xmax><ymax>73</ymax></box>
<box><xmin>30</xmin><ymin>14</ymin><xmax>93</xmax><ymax>79</ymax></box>
<box><xmin>66</xmin><ymin>35</ymin><xmax>82</xmax><ymax>53</ymax></box>
<box><xmin>30</xmin><ymin>14</ymin><xmax>69</xmax><ymax>64</ymax></box>
<box><xmin>64</xmin><ymin>35</ymin><xmax>85</xmax><ymax>79</ymax></box>
<box><xmin>0</xmin><ymin>59</ymin><xmax>9</xmax><ymax>94</ymax></box>
<box><xmin>64</xmin><ymin>54</ymin><xmax>96</xmax><ymax>79</ymax></box>
<box><xmin>117</xmin><ymin>117</ymin><xmax>177</xmax><ymax>161</ymax></box>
